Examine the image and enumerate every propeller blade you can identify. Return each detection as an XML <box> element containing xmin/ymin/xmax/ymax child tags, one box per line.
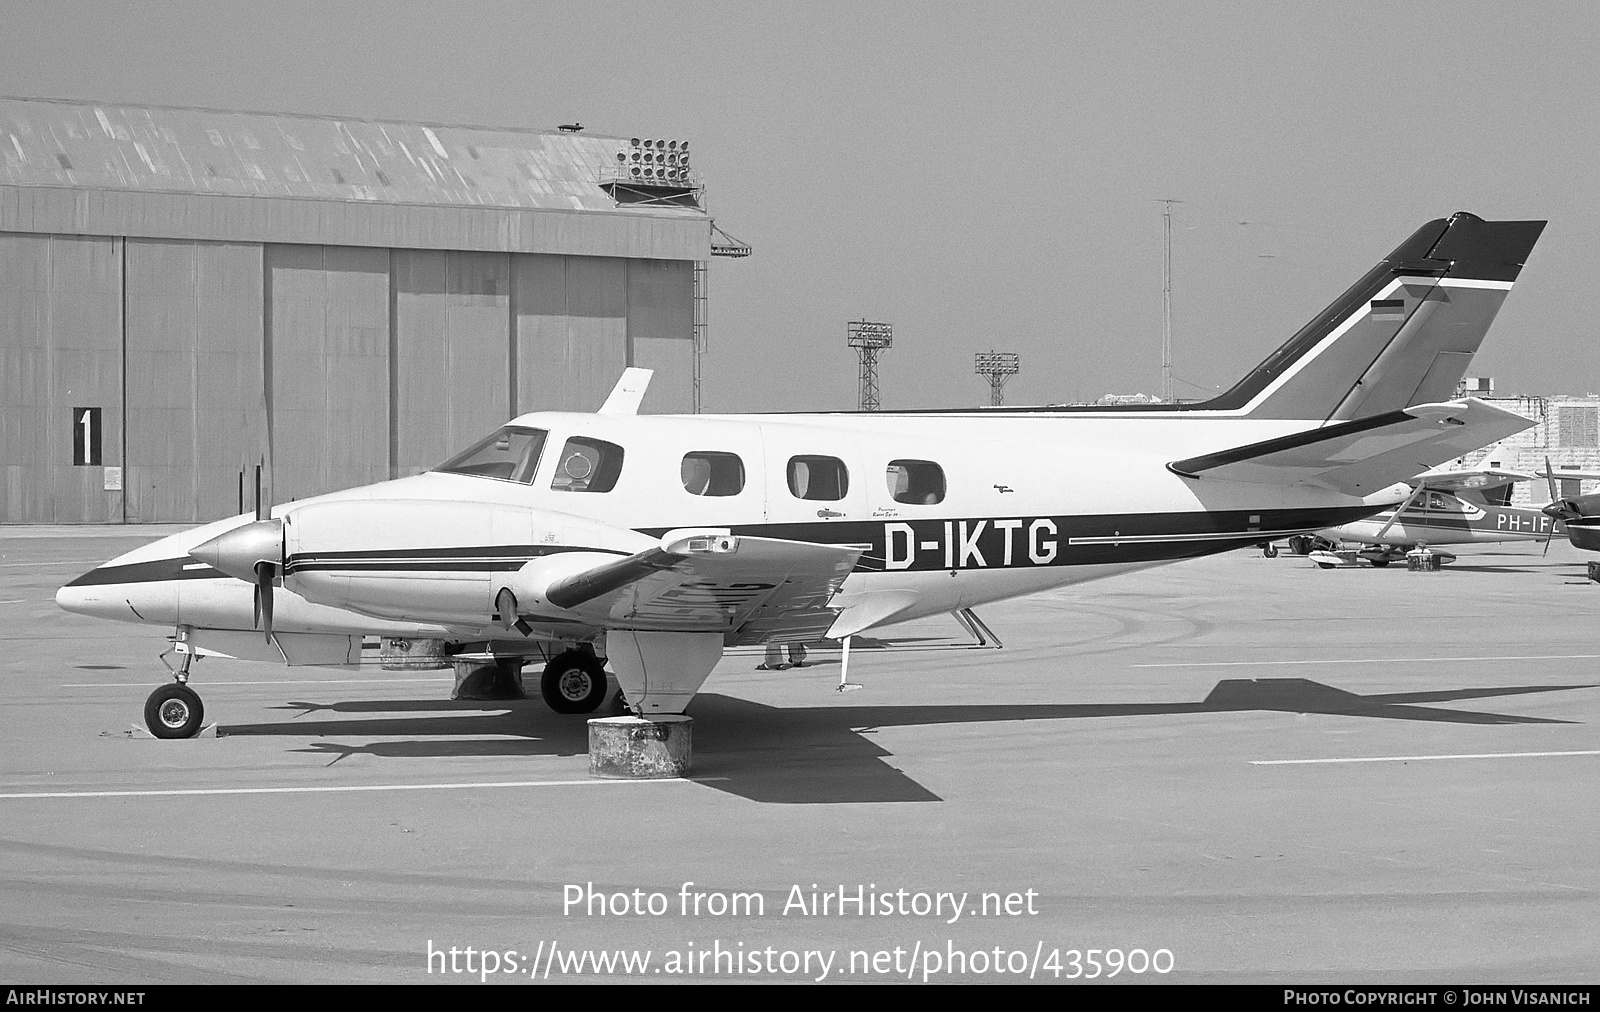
<box><xmin>1545</xmin><ymin>455</ymin><xmax>1561</xmax><ymax>509</ymax></box>
<box><xmin>255</xmin><ymin>560</ymin><xmax>276</xmax><ymax>643</ymax></box>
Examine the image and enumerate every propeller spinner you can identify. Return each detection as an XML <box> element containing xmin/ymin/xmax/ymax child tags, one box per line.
<box><xmin>189</xmin><ymin>518</ymin><xmax>284</xmax><ymax>642</ymax></box>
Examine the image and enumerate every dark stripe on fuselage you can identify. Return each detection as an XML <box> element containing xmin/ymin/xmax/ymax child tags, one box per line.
<box><xmin>644</xmin><ymin>505</ymin><xmax>1383</xmax><ymax>572</ymax></box>
<box><xmin>72</xmin><ymin>506</ymin><xmax>1386</xmax><ymax>592</ymax></box>
<box><xmin>65</xmin><ymin>558</ymin><xmax>228</xmax><ymax>587</ymax></box>
<box><xmin>282</xmin><ymin>544</ymin><xmax>625</xmax><ymax>576</ymax></box>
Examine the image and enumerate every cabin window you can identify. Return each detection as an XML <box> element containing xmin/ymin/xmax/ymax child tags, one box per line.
<box><xmin>551</xmin><ymin>437</ymin><xmax>625</xmax><ymax>493</ymax></box>
<box><xmin>788</xmin><ymin>455</ymin><xmax>849</xmax><ymax>501</ymax></box>
<box><xmin>682</xmin><ymin>451</ymin><xmax>745</xmax><ymax>496</ymax></box>
<box><xmin>886</xmin><ymin>459</ymin><xmax>945</xmax><ymax>505</ymax></box>
<box><xmin>435</xmin><ymin>426</ymin><xmax>548</xmax><ymax>484</ymax></box>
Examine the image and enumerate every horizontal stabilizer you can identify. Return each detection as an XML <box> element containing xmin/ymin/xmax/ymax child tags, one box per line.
<box><xmin>1169</xmin><ymin>398</ymin><xmax>1535</xmax><ymax>496</ymax></box>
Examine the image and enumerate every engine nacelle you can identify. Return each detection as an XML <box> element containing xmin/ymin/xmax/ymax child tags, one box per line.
<box><xmin>280</xmin><ymin>498</ymin><xmax>654</xmax><ymax>627</ymax></box>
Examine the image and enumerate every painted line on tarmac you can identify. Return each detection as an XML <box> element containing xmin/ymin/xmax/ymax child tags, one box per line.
<box><xmin>62</xmin><ymin>677</ymin><xmax>455</xmax><ymax>688</ymax></box>
<box><xmin>0</xmin><ymin>558</ymin><xmax>106</xmax><ymax>569</ymax></box>
<box><xmin>1252</xmin><ymin>750</ymin><xmax>1600</xmax><ymax>766</ymax></box>
<box><xmin>0</xmin><ymin>777</ymin><xmax>728</xmax><ymax>800</ymax></box>
<box><xmin>1136</xmin><ymin>654</ymin><xmax>1600</xmax><ymax>669</ymax></box>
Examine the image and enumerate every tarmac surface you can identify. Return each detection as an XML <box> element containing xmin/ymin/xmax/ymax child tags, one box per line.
<box><xmin>1</xmin><ymin>526</ymin><xmax>1597</xmax><ymax>984</ymax></box>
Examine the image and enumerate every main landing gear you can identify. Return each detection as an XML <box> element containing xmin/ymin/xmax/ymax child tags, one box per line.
<box><xmin>540</xmin><ymin>648</ymin><xmax>609</xmax><ymax>714</ymax></box>
<box><xmin>145</xmin><ymin>643</ymin><xmax>205</xmax><ymax>738</ymax></box>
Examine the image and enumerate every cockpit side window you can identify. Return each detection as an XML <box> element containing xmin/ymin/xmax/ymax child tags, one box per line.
<box><xmin>886</xmin><ymin>459</ymin><xmax>945</xmax><ymax>505</ymax></box>
<box><xmin>552</xmin><ymin>437</ymin><xmax>625</xmax><ymax>493</ymax></box>
<box><xmin>435</xmin><ymin>427</ymin><xmax>548</xmax><ymax>484</ymax></box>
<box><xmin>788</xmin><ymin>455</ymin><xmax>849</xmax><ymax>501</ymax></box>
<box><xmin>682</xmin><ymin>452</ymin><xmax>745</xmax><ymax>496</ymax></box>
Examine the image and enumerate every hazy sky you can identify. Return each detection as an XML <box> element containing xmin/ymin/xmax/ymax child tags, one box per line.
<box><xmin>2</xmin><ymin>1</ymin><xmax>1595</xmax><ymax>412</ymax></box>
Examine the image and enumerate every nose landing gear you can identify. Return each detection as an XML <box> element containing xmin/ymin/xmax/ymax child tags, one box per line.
<box><xmin>144</xmin><ymin>682</ymin><xmax>204</xmax><ymax>739</ymax></box>
<box><xmin>146</xmin><ymin>630</ymin><xmax>207</xmax><ymax>739</ymax></box>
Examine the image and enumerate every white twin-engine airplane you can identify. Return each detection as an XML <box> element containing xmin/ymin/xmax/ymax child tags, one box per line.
<box><xmin>57</xmin><ymin>212</ymin><xmax>1545</xmax><ymax>739</ymax></box>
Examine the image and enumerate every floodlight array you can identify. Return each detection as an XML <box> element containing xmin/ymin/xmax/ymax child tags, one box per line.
<box><xmin>974</xmin><ymin>351</ymin><xmax>1019</xmax><ymax>375</ymax></box>
<box><xmin>847</xmin><ymin>320</ymin><xmax>893</xmax><ymax>349</ymax></box>
<box><xmin>616</xmin><ymin>137</ymin><xmax>694</xmax><ymax>184</ymax></box>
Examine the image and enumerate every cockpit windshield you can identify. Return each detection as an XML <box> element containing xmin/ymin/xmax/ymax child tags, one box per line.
<box><xmin>435</xmin><ymin>427</ymin><xmax>548</xmax><ymax>484</ymax></box>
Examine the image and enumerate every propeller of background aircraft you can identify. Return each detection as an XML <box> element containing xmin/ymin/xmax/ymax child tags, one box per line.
<box><xmin>1542</xmin><ymin>456</ymin><xmax>1561</xmax><ymax>556</ymax></box>
<box><xmin>1536</xmin><ymin>457</ymin><xmax>1600</xmax><ymax>554</ymax></box>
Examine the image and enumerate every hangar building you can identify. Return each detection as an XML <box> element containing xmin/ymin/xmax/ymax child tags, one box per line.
<box><xmin>0</xmin><ymin>97</ymin><xmax>712</xmax><ymax>523</ymax></box>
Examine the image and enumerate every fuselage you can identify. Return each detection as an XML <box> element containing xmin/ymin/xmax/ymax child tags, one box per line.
<box><xmin>58</xmin><ymin>408</ymin><xmax>1390</xmax><ymax>647</ymax></box>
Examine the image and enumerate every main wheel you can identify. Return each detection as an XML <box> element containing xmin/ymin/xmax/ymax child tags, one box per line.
<box><xmin>541</xmin><ymin>651</ymin><xmax>608</xmax><ymax>714</ymax></box>
<box><xmin>144</xmin><ymin>683</ymin><xmax>204</xmax><ymax>739</ymax></box>
<box><xmin>1370</xmin><ymin>558</ymin><xmax>1390</xmax><ymax>568</ymax></box>
<box><xmin>1262</xmin><ymin>543</ymin><xmax>1279</xmax><ymax>558</ymax></box>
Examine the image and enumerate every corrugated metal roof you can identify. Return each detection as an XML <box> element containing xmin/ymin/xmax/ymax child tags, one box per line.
<box><xmin>0</xmin><ymin>96</ymin><xmax>702</xmax><ymax>217</ymax></box>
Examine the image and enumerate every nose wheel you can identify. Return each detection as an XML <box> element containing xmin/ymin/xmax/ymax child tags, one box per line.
<box><xmin>144</xmin><ymin>683</ymin><xmax>205</xmax><ymax>739</ymax></box>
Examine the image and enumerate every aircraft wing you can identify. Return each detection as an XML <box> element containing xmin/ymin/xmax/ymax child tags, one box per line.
<box><xmin>1412</xmin><ymin>466</ymin><xmax>1536</xmax><ymax>492</ymax></box>
<box><xmin>1169</xmin><ymin>398</ymin><xmax>1535</xmax><ymax>496</ymax></box>
<box><xmin>544</xmin><ymin>533</ymin><xmax>860</xmax><ymax>645</ymax></box>
<box><xmin>1537</xmin><ymin>468</ymin><xmax>1600</xmax><ymax>482</ymax></box>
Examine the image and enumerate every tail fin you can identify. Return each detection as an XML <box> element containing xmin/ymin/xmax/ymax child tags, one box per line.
<box><xmin>1203</xmin><ymin>212</ymin><xmax>1545</xmax><ymax>421</ymax></box>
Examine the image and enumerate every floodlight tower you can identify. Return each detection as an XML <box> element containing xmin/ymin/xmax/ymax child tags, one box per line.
<box><xmin>974</xmin><ymin>351</ymin><xmax>1020</xmax><ymax>407</ymax></box>
<box><xmin>847</xmin><ymin>320</ymin><xmax>893</xmax><ymax>411</ymax></box>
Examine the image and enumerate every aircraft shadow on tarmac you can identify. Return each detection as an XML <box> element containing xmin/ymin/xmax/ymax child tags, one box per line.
<box><xmin>217</xmin><ymin>678</ymin><xmax>1597</xmax><ymax>805</ymax></box>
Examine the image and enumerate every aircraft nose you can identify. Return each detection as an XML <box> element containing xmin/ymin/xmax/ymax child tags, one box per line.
<box><xmin>56</xmin><ymin>572</ymin><xmax>112</xmax><ymax>618</ymax></box>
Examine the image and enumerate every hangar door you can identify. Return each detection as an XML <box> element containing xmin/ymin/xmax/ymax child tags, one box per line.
<box><xmin>122</xmin><ymin>239</ymin><xmax>267</xmax><ymax>523</ymax></box>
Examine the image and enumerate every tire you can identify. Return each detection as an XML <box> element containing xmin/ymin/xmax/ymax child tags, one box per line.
<box><xmin>144</xmin><ymin>683</ymin><xmax>204</xmax><ymax>739</ymax></box>
<box><xmin>1262</xmin><ymin>544</ymin><xmax>1279</xmax><ymax>558</ymax></box>
<box><xmin>1370</xmin><ymin>558</ymin><xmax>1390</xmax><ymax>568</ymax></box>
<box><xmin>1316</xmin><ymin>562</ymin><xmax>1335</xmax><ymax>570</ymax></box>
<box><xmin>541</xmin><ymin>650</ymin><xmax>608</xmax><ymax>714</ymax></box>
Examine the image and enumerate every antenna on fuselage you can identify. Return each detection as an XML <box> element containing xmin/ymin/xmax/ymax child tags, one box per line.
<box><xmin>598</xmin><ymin>368</ymin><xmax>654</xmax><ymax>415</ymax></box>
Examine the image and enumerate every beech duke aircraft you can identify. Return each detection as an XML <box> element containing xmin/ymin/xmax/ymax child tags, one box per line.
<box><xmin>57</xmin><ymin>211</ymin><xmax>1545</xmax><ymax>739</ymax></box>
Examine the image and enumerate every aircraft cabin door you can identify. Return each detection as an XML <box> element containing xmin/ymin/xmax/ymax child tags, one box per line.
<box><xmin>760</xmin><ymin>427</ymin><xmax>868</xmax><ymax>528</ymax></box>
